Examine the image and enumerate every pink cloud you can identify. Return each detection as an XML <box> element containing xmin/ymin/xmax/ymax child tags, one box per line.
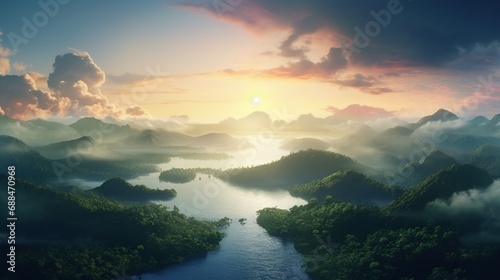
<box><xmin>326</xmin><ymin>104</ymin><xmax>397</xmax><ymax>121</ymax></box>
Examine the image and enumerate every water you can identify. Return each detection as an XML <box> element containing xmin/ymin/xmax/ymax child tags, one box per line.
<box><xmin>124</xmin><ymin>154</ymin><xmax>311</xmax><ymax>280</ymax></box>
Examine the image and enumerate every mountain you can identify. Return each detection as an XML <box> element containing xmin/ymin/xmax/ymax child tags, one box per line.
<box><xmin>386</xmin><ymin>164</ymin><xmax>493</xmax><ymax>213</ymax></box>
<box><xmin>0</xmin><ymin>114</ymin><xmax>17</xmax><ymax>126</ymax></box>
<box><xmin>221</xmin><ymin>149</ymin><xmax>367</xmax><ymax>189</ymax></box>
<box><xmin>0</xmin><ymin>135</ymin><xmax>57</xmax><ymax>182</ymax></box>
<box><xmin>280</xmin><ymin>137</ymin><xmax>331</xmax><ymax>151</ymax></box>
<box><xmin>469</xmin><ymin>116</ymin><xmax>489</xmax><ymax>126</ymax></box>
<box><xmin>381</xmin><ymin>126</ymin><xmax>414</xmax><ymax>137</ymax></box>
<box><xmin>0</xmin><ymin>135</ymin><xmax>158</xmax><ymax>184</ymax></box>
<box><xmin>409</xmin><ymin>108</ymin><xmax>459</xmax><ymax>129</ymax></box>
<box><xmin>367</xmin><ymin>126</ymin><xmax>416</xmax><ymax>156</ymax></box>
<box><xmin>394</xmin><ymin>150</ymin><xmax>458</xmax><ymax>187</ymax></box>
<box><xmin>0</xmin><ymin>116</ymin><xmax>80</xmax><ymax>146</ymax></box>
<box><xmin>438</xmin><ymin>133</ymin><xmax>500</xmax><ymax>154</ymax></box>
<box><xmin>193</xmin><ymin>133</ymin><xmax>252</xmax><ymax>150</ymax></box>
<box><xmin>416</xmin><ymin>150</ymin><xmax>458</xmax><ymax>175</ymax></box>
<box><xmin>331</xmin><ymin>124</ymin><xmax>377</xmax><ymax>148</ymax></box>
<box><xmin>289</xmin><ymin>170</ymin><xmax>401</xmax><ymax>204</ymax></box>
<box><xmin>126</xmin><ymin>129</ymin><xmax>175</xmax><ymax>146</ymax></box>
<box><xmin>486</xmin><ymin>113</ymin><xmax>500</xmax><ymax>131</ymax></box>
<box><xmin>467</xmin><ymin>144</ymin><xmax>500</xmax><ymax>176</ymax></box>
<box><xmin>34</xmin><ymin>136</ymin><xmax>96</xmax><ymax>159</ymax></box>
<box><xmin>70</xmin><ymin>117</ymin><xmax>137</xmax><ymax>141</ymax></box>
<box><xmin>91</xmin><ymin>177</ymin><xmax>176</xmax><ymax>201</ymax></box>
<box><xmin>218</xmin><ymin>111</ymin><xmax>273</xmax><ymax>131</ymax></box>
<box><xmin>126</xmin><ymin>129</ymin><xmax>250</xmax><ymax>150</ymax></box>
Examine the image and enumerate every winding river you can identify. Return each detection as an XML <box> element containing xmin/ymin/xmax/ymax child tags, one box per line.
<box><xmin>126</xmin><ymin>151</ymin><xmax>311</xmax><ymax>279</ymax></box>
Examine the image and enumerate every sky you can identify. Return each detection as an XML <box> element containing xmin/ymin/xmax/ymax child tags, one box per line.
<box><xmin>1</xmin><ymin>0</ymin><xmax>500</xmax><ymax>123</ymax></box>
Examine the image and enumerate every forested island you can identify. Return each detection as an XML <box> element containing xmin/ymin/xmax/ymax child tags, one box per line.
<box><xmin>159</xmin><ymin>168</ymin><xmax>197</xmax><ymax>184</ymax></box>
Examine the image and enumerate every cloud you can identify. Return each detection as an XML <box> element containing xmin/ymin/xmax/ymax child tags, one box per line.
<box><xmin>48</xmin><ymin>51</ymin><xmax>106</xmax><ymax>93</ymax></box>
<box><xmin>107</xmin><ymin>72</ymin><xmax>169</xmax><ymax>86</ymax></box>
<box><xmin>12</xmin><ymin>61</ymin><xmax>27</xmax><ymax>71</ymax></box>
<box><xmin>0</xmin><ymin>51</ymin><xmax>150</xmax><ymax>119</ymax></box>
<box><xmin>0</xmin><ymin>32</ymin><xmax>12</xmax><ymax>74</ymax></box>
<box><xmin>326</xmin><ymin>104</ymin><xmax>396</xmax><ymax>122</ymax></box>
<box><xmin>426</xmin><ymin>180</ymin><xmax>500</xmax><ymax>243</ymax></box>
<box><xmin>125</xmin><ymin>105</ymin><xmax>148</xmax><ymax>117</ymax></box>
<box><xmin>278</xmin><ymin>15</ymin><xmax>320</xmax><ymax>58</ymax></box>
<box><xmin>0</xmin><ymin>58</ymin><xmax>9</xmax><ymax>75</ymax></box>
<box><xmin>0</xmin><ymin>74</ymin><xmax>60</xmax><ymax>119</ymax></box>
<box><xmin>181</xmin><ymin>0</ymin><xmax>500</xmax><ymax>69</ymax></box>
<box><xmin>333</xmin><ymin>73</ymin><xmax>394</xmax><ymax>94</ymax></box>
<box><xmin>169</xmin><ymin>114</ymin><xmax>190</xmax><ymax>122</ymax></box>
<box><xmin>46</xmin><ymin>51</ymin><xmax>148</xmax><ymax>118</ymax></box>
<box><xmin>0</xmin><ymin>31</ymin><xmax>12</xmax><ymax>57</ymax></box>
<box><xmin>266</xmin><ymin>47</ymin><xmax>347</xmax><ymax>78</ymax></box>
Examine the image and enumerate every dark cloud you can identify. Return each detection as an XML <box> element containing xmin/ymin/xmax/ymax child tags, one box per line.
<box><xmin>180</xmin><ymin>0</ymin><xmax>500</xmax><ymax>69</ymax></box>
<box><xmin>335</xmin><ymin>74</ymin><xmax>380</xmax><ymax>88</ymax></box>
<box><xmin>267</xmin><ymin>47</ymin><xmax>347</xmax><ymax>78</ymax></box>
<box><xmin>279</xmin><ymin>15</ymin><xmax>321</xmax><ymax>58</ymax></box>
<box><xmin>333</xmin><ymin>73</ymin><xmax>393</xmax><ymax>94</ymax></box>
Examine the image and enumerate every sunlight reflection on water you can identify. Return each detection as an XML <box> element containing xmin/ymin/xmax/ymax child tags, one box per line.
<box><xmin>127</xmin><ymin>145</ymin><xmax>311</xmax><ymax>280</ymax></box>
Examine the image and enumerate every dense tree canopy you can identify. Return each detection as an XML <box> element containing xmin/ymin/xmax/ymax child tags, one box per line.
<box><xmin>0</xmin><ymin>176</ymin><xmax>229</xmax><ymax>280</ymax></box>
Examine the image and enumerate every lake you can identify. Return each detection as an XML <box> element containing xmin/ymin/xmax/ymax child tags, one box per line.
<box><xmin>123</xmin><ymin>153</ymin><xmax>311</xmax><ymax>280</ymax></box>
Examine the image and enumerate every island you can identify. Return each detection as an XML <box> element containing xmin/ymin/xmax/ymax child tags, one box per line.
<box><xmin>159</xmin><ymin>168</ymin><xmax>197</xmax><ymax>184</ymax></box>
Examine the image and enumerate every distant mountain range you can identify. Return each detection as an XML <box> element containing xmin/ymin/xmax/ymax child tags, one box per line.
<box><xmin>0</xmin><ymin>135</ymin><xmax>159</xmax><ymax>184</ymax></box>
<box><xmin>124</xmin><ymin>129</ymin><xmax>251</xmax><ymax>150</ymax></box>
<box><xmin>34</xmin><ymin>136</ymin><xmax>97</xmax><ymax>159</ymax></box>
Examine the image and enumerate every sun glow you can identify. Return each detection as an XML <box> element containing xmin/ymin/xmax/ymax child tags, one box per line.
<box><xmin>253</xmin><ymin>96</ymin><xmax>261</xmax><ymax>105</ymax></box>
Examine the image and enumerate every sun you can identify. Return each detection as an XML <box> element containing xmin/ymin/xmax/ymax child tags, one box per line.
<box><xmin>253</xmin><ymin>96</ymin><xmax>261</xmax><ymax>105</ymax></box>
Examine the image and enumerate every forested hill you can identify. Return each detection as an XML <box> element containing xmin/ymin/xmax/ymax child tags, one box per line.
<box><xmin>221</xmin><ymin>149</ymin><xmax>367</xmax><ymax>189</ymax></box>
<box><xmin>0</xmin><ymin>176</ymin><xmax>229</xmax><ymax>280</ymax></box>
<box><xmin>289</xmin><ymin>170</ymin><xmax>402</xmax><ymax>204</ymax></box>
<box><xmin>386</xmin><ymin>164</ymin><xmax>493</xmax><ymax>213</ymax></box>
<box><xmin>91</xmin><ymin>177</ymin><xmax>177</xmax><ymax>201</ymax></box>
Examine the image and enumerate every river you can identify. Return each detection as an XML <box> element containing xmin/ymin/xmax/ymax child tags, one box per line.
<box><xmin>118</xmin><ymin>145</ymin><xmax>311</xmax><ymax>279</ymax></box>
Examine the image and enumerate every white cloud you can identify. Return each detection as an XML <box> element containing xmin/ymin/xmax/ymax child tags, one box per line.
<box><xmin>46</xmin><ymin>51</ymin><xmax>148</xmax><ymax>118</ymax></box>
<box><xmin>427</xmin><ymin>180</ymin><xmax>500</xmax><ymax>243</ymax></box>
